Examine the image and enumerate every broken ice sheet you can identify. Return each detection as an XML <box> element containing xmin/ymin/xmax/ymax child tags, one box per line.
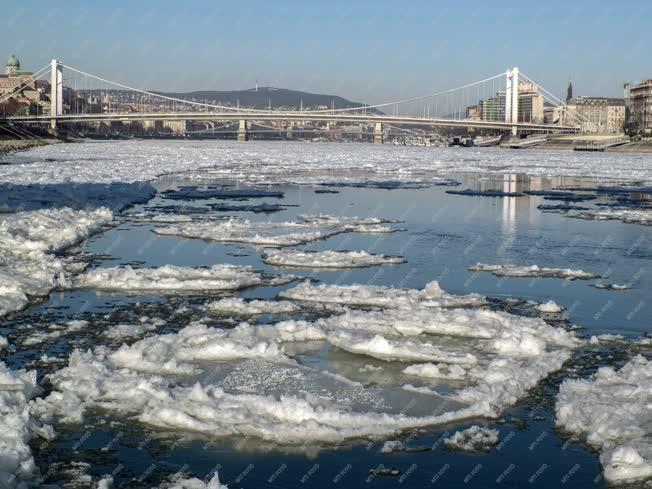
<box><xmin>153</xmin><ymin>214</ymin><xmax>399</xmax><ymax>247</ymax></box>
<box><xmin>33</xmin><ymin>278</ymin><xmax>580</xmax><ymax>451</ymax></box>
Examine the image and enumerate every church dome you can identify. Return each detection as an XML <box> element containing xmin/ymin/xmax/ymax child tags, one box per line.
<box><xmin>6</xmin><ymin>54</ymin><xmax>20</xmax><ymax>68</ymax></box>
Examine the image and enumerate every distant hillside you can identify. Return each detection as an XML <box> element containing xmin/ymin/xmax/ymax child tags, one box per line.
<box><xmin>154</xmin><ymin>86</ymin><xmax>376</xmax><ymax>111</ymax></box>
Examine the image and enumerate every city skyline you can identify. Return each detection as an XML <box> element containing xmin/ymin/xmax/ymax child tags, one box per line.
<box><xmin>2</xmin><ymin>0</ymin><xmax>650</xmax><ymax>104</ymax></box>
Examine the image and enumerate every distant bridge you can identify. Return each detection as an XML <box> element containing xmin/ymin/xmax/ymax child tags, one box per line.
<box><xmin>0</xmin><ymin>60</ymin><xmax>582</xmax><ymax>142</ymax></box>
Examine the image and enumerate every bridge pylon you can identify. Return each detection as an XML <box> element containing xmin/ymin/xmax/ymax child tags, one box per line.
<box><xmin>237</xmin><ymin>119</ymin><xmax>248</xmax><ymax>142</ymax></box>
<box><xmin>374</xmin><ymin>122</ymin><xmax>383</xmax><ymax>144</ymax></box>
<box><xmin>49</xmin><ymin>59</ymin><xmax>63</xmax><ymax>131</ymax></box>
<box><xmin>505</xmin><ymin>67</ymin><xmax>519</xmax><ymax>136</ymax></box>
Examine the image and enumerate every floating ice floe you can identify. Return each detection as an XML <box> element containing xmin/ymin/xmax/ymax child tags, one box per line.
<box><xmin>0</xmin><ymin>207</ymin><xmax>113</xmax><ymax>317</ymax></box>
<box><xmin>588</xmin><ymin>334</ymin><xmax>625</xmax><ymax>344</ymax></box>
<box><xmin>569</xmin><ymin>208</ymin><xmax>652</xmax><ymax>226</ymax></box>
<box><xmin>378</xmin><ymin>439</ymin><xmax>430</xmax><ymax>454</ymax></box>
<box><xmin>0</xmin><ymin>361</ymin><xmax>50</xmax><ymax>488</ymax></box>
<box><xmin>33</xmin><ymin>275</ymin><xmax>581</xmax><ymax>447</ymax></box>
<box><xmin>380</xmin><ymin>440</ymin><xmax>406</xmax><ymax>453</ymax></box>
<box><xmin>103</xmin><ymin>317</ymin><xmax>166</xmax><ymax>339</ymax></box>
<box><xmin>156</xmin><ymin>472</ymin><xmax>228</xmax><ymax>489</ymax></box>
<box><xmin>22</xmin><ymin>320</ymin><xmax>88</xmax><ymax>346</ymax></box>
<box><xmin>279</xmin><ymin>280</ymin><xmax>485</xmax><ymax>309</ymax></box>
<box><xmin>0</xmin><ymin>336</ymin><xmax>7</xmax><ymax>350</ymax></box>
<box><xmin>443</xmin><ymin>426</ymin><xmax>500</xmax><ymax>451</ymax></box>
<box><xmin>204</xmin><ymin>297</ymin><xmax>298</xmax><ymax>315</ymax></box>
<box><xmin>73</xmin><ymin>264</ymin><xmax>287</xmax><ymax>292</ymax></box>
<box><xmin>536</xmin><ymin>301</ymin><xmax>562</xmax><ymax>313</ymax></box>
<box><xmin>153</xmin><ymin>214</ymin><xmax>397</xmax><ymax>247</ymax></box>
<box><xmin>556</xmin><ymin>355</ymin><xmax>652</xmax><ymax>483</ymax></box>
<box><xmin>469</xmin><ymin>263</ymin><xmax>599</xmax><ymax>280</ymax></box>
<box><xmin>263</xmin><ymin>249</ymin><xmax>404</xmax><ymax>268</ymax></box>
<box><xmin>591</xmin><ymin>283</ymin><xmax>630</xmax><ymax>291</ymax></box>
<box><xmin>161</xmin><ymin>187</ymin><xmax>284</xmax><ymax>200</ymax></box>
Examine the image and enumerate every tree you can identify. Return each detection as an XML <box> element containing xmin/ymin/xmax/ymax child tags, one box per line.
<box><xmin>623</xmin><ymin>107</ymin><xmax>640</xmax><ymax>137</ymax></box>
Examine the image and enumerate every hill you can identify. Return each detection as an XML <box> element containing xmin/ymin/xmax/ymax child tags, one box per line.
<box><xmin>154</xmin><ymin>86</ymin><xmax>375</xmax><ymax>111</ymax></box>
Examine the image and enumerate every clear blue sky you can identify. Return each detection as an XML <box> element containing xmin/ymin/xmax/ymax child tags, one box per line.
<box><xmin>2</xmin><ymin>0</ymin><xmax>650</xmax><ymax>103</ymax></box>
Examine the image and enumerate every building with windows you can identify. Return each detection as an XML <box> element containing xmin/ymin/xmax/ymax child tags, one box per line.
<box><xmin>479</xmin><ymin>91</ymin><xmax>506</xmax><ymax>121</ymax></box>
<box><xmin>0</xmin><ymin>54</ymin><xmax>49</xmax><ymax>116</ymax></box>
<box><xmin>565</xmin><ymin>97</ymin><xmax>625</xmax><ymax>134</ymax></box>
<box><xmin>477</xmin><ymin>82</ymin><xmax>543</xmax><ymax>123</ymax></box>
<box><xmin>517</xmin><ymin>82</ymin><xmax>544</xmax><ymax>123</ymax></box>
<box><xmin>627</xmin><ymin>80</ymin><xmax>652</xmax><ymax>135</ymax></box>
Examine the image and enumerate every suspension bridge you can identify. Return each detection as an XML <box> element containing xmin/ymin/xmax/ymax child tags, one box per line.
<box><xmin>0</xmin><ymin>60</ymin><xmax>582</xmax><ymax>142</ymax></box>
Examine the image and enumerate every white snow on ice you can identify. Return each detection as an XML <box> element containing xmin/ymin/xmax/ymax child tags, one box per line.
<box><xmin>2</xmin><ymin>140</ymin><xmax>651</xmax><ymax>185</ymax></box>
<box><xmin>570</xmin><ymin>208</ymin><xmax>652</xmax><ymax>226</ymax></box>
<box><xmin>154</xmin><ymin>214</ymin><xmax>396</xmax><ymax>248</ymax></box>
<box><xmin>443</xmin><ymin>425</ymin><xmax>500</xmax><ymax>452</ymax></box>
<box><xmin>536</xmin><ymin>301</ymin><xmax>562</xmax><ymax>313</ymax></box>
<box><xmin>0</xmin><ymin>208</ymin><xmax>113</xmax><ymax>317</ymax></box>
<box><xmin>263</xmin><ymin>249</ymin><xmax>404</xmax><ymax>268</ymax></box>
<box><xmin>32</xmin><ymin>278</ymin><xmax>580</xmax><ymax>446</ymax></box>
<box><xmin>73</xmin><ymin>264</ymin><xmax>282</xmax><ymax>292</ymax></box>
<box><xmin>279</xmin><ymin>280</ymin><xmax>486</xmax><ymax>309</ymax></box>
<box><xmin>469</xmin><ymin>263</ymin><xmax>599</xmax><ymax>280</ymax></box>
<box><xmin>0</xmin><ymin>361</ymin><xmax>50</xmax><ymax>488</ymax></box>
<box><xmin>204</xmin><ymin>297</ymin><xmax>298</xmax><ymax>315</ymax></box>
<box><xmin>556</xmin><ymin>355</ymin><xmax>652</xmax><ymax>483</ymax></box>
<box><xmin>157</xmin><ymin>472</ymin><xmax>228</xmax><ymax>489</ymax></box>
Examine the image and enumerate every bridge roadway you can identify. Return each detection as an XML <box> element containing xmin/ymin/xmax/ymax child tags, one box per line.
<box><xmin>4</xmin><ymin>111</ymin><xmax>580</xmax><ymax>133</ymax></box>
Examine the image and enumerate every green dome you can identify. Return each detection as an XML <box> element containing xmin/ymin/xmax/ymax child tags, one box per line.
<box><xmin>6</xmin><ymin>54</ymin><xmax>20</xmax><ymax>68</ymax></box>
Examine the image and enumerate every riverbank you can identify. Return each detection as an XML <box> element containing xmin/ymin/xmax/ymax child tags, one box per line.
<box><xmin>0</xmin><ymin>138</ymin><xmax>60</xmax><ymax>156</ymax></box>
<box><xmin>533</xmin><ymin>135</ymin><xmax>652</xmax><ymax>153</ymax></box>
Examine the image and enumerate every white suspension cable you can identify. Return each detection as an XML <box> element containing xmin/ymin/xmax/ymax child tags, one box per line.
<box><xmin>63</xmin><ymin>63</ymin><xmax>505</xmax><ymax>117</ymax></box>
<box><xmin>316</xmin><ymin>73</ymin><xmax>506</xmax><ymax>114</ymax></box>
<box><xmin>520</xmin><ymin>72</ymin><xmax>587</xmax><ymax>124</ymax></box>
<box><xmin>63</xmin><ymin>64</ymin><xmax>248</xmax><ymax>112</ymax></box>
<box><xmin>0</xmin><ymin>65</ymin><xmax>50</xmax><ymax>105</ymax></box>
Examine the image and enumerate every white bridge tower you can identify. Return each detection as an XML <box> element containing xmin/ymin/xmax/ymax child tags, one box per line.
<box><xmin>50</xmin><ymin>59</ymin><xmax>63</xmax><ymax>130</ymax></box>
<box><xmin>504</xmin><ymin>66</ymin><xmax>519</xmax><ymax>135</ymax></box>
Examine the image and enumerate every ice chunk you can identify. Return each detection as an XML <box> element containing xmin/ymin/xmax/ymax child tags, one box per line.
<box><xmin>0</xmin><ymin>207</ymin><xmax>113</xmax><ymax>316</ymax></box>
<box><xmin>380</xmin><ymin>440</ymin><xmax>405</xmax><ymax>453</ymax></box>
<box><xmin>153</xmin><ymin>214</ymin><xmax>398</xmax><ymax>248</ymax></box>
<box><xmin>588</xmin><ymin>334</ymin><xmax>625</xmax><ymax>344</ymax></box>
<box><xmin>556</xmin><ymin>355</ymin><xmax>652</xmax><ymax>483</ymax></box>
<box><xmin>592</xmin><ymin>283</ymin><xmax>630</xmax><ymax>290</ymax></box>
<box><xmin>157</xmin><ymin>472</ymin><xmax>228</xmax><ymax>489</ymax></box>
<box><xmin>444</xmin><ymin>426</ymin><xmax>499</xmax><ymax>451</ymax></box>
<box><xmin>279</xmin><ymin>280</ymin><xmax>485</xmax><ymax>309</ymax></box>
<box><xmin>569</xmin><ymin>208</ymin><xmax>651</xmax><ymax>226</ymax></box>
<box><xmin>205</xmin><ymin>297</ymin><xmax>298</xmax><ymax>315</ymax></box>
<box><xmin>0</xmin><ymin>361</ymin><xmax>45</xmax><ymax>487</ymax></box>
<box><xmin>403</xmin><ymin>363</ymin><xmax>468</xmax><ymax>380</ymax></box>
<box><xmin>22</xmin><ymin>320</ymin><xmax>88</xmax><ymax>346</ymax></box>
<box><xmin>469</xmin><ymin>263</ymin><xmax>599</xmax><ymax>280</ymax></box>
<box><xmin>326</xmin><ymin>330</ymin><xmax>478</xmax><ymax>364</ymax></box>
<box><xmin>74</xmin><ymin>264</ymin><xmax>269</xmax><ymax>292</ymax></box>
<box><xmin>103</xmin><ymin>318</ymin><xmax>165</xmax><ymax>339</ymax></box>
<box><xmin>536</xmin><ymin>300</ymin><xmax>562</xmax><ymax>313</ymax></box>
<box><xmin>263</xmin><ymin>249</ymin><xmax>404</xmax><ymax>268</ymax></box>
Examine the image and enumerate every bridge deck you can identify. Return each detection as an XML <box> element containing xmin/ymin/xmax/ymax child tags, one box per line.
<box><xmin>3</xmin><ymin>112</ymin><xmax>580</xmax><ymax>133</ymax></box>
